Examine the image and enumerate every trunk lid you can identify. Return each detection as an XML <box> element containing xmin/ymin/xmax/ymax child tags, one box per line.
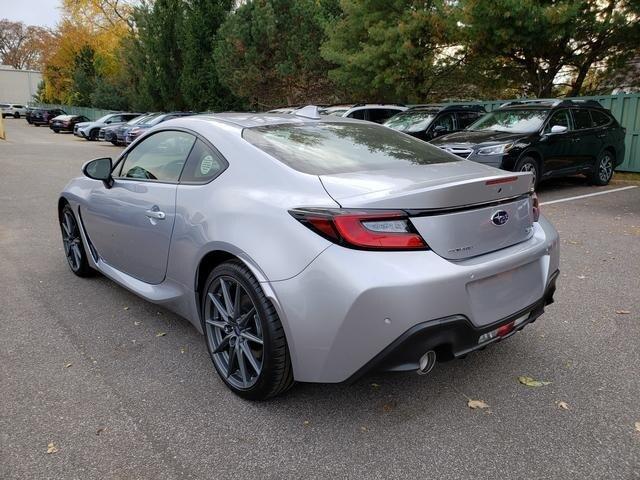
<box><xmin>319</xmin><ymin>161</ymin><xmax>535</xmax><ymax>260</ymax></box>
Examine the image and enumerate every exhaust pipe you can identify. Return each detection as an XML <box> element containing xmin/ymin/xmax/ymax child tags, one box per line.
<box><xmin>417</xmin><ymin>350</ymin><xmax>436</xmax><ymax>375</ymax></box>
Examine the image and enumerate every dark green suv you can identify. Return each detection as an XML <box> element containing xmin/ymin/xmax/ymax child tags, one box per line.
<box><xmin>430</xmin><ymin>99</ymin><xmax>626</xmax><ymax>188</ymax></box>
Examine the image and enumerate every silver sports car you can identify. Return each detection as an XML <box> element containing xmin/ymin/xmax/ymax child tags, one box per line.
<box><xmin>59</xmin><ymin>107</ymin><xmax>559</xmax><ymax>400</ymax></box>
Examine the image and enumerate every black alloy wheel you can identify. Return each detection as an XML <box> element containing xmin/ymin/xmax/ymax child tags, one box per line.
<box><xmin>60</xmin><ymin>204</ymin><xmax>93</xmax><ymax>277</ymax></box>
<box><xmin>202</xmin><ymin>261</ymin><xmax>293</xmax><ymax>400</ymax></box>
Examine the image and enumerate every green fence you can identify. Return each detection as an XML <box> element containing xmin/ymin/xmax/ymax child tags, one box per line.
<box><xmin>468</xmin><ymin>93</ymin><xmax>640</xmax><ymax>173</ymax></box>
<box><xmin>28</xmin><ymin>104</ymin><xmax>117</xmax><ymax>122</ymax></box>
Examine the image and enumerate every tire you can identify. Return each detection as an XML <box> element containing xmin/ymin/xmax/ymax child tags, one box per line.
<box><xmin>589</xmin><ymin>150</ymin><xmax>614</xmax><ymax>186</ymax></box>
<box><xmin>14</xmin><ymin>112</ymin><xmax>19</xmax><ymax>119</ymax></box>
<box><xmin>53</xmin><ymin>129</ymin><xmax>60</xmax><ymax>133</ymax></box>
<box><xmin>515</xmin><ymin>156</ymin><xmax>540</xmax><ymax>189</ymax></box>
<box><xmin>60</xmin><ymin>204</ymin><xmax>94</xmax><ymax>277</ymax></box>
<box><xmin>202</xmin><ymin>260</ymin><xmax>294</xmax><ymax>400</ymax></box>
<box><xmin>88</xmin><ymin>129</ymin><xmax>99</xmax><ymax>141</ymax></box>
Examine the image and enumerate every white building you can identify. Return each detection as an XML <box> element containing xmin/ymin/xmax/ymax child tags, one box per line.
<box><xmin>0</xmin><ymin>65</ymin><xmax>42</xmax><ymax>104</ymax></box>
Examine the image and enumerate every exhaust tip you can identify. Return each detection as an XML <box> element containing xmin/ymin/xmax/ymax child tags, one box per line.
<box><xmin>417</xmin><ymin>350</ymin><xmax>436</xmax><ymax>375</ymax></box>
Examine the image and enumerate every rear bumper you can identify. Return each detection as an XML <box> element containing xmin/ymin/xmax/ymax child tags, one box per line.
<box><xmin>268</xmin><ymin>215</ymin><xmax>560</xmax><ymax>383</ymax></box>
<box><xmin>344</xmin><ymin>270</ymin><xmax>558</xmax><ymax>383</ymax></box>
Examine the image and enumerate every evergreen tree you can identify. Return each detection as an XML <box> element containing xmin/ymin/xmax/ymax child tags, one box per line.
<box><xmin>71</xmin><ymin>45</ymin><xmax>97</xmax><ymax>107</ymax></box>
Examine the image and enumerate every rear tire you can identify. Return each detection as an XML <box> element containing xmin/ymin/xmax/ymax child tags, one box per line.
<box><xmin>14</xmin><ymin>112</ymin><xmax>19</xmax><ymax>119</ymax></box>
<box><xmin>202</xmin><ymin>260</ymin><xmax>294</xmax><ymax>400</ymax></box>
<box><xmin>515</xmin><ymin>156</ymin><xmax>540</xmax><ymax>189</ymax></box>
<box><xmin>60</xmin><ymin>204</ymin><xmax>94</xmax><ymax>277</ymax></box>
<box><xmin>589</xmin><ymin>150</ymin><xmax>614</xmax><ymax>186</ymax></box>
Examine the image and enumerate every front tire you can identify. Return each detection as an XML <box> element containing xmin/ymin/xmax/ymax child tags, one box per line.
<box><xmin>202</xmin><ymin>261</ymin><xmax>294</xmax><ymax>400</ymax></box>
<box><xmin>589</xmin><ymin>150</ymin><xmax>614</xmax><ymax>186</ymax></box>
<box><xmin>14</xmin><ymin>112</ymin><xmax>19</xmax><ymax>119</ymax></box>
<box><xmin>515</xmin><ymin>156</ymin><xmax>540</xmax><ymax>189</ymax></box>
<box><xmin>88</xmin><ymin>129</ymin><xmax>99</xmax><ymax>141</ymax></box>
<box><xmin>60</xmin><ymin>204</ymin><xmax>93</xmax><ymax>277</ymax></box>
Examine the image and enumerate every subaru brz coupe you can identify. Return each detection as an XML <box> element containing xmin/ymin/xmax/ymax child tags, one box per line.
<box><xmin>58</xmin><ymin>107</ymin><xmax>559</xmax><ymax>400</ymax></box>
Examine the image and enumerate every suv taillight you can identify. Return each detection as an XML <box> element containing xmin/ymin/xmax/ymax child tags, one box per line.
<box><xmin>289</xmin><ymin>208</ymin><xmax>428</xmax><ymax>250</ymax></box>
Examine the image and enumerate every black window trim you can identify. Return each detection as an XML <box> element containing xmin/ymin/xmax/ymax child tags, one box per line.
<box><xmin>588</xmin><ymin>108</ymin><xmax>613</xmax><ymax>128</ymax></box>
<box><xmin>111</xmin><ymin>127</ymin><xmax>229</xmax><ymax>186</ymax></box>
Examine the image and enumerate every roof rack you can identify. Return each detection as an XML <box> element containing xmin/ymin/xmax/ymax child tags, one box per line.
<box><xmin>351</xmin><ymin>103</ymin><xmax>407</xmax><ymax>108</ymax></box>
<box><xmin>499</xmin><ymin>98</ymin><xmax>604</xmax><ymax>109</ymax></box>
<box><xmin>408</xmin><ymin>103</ymin><xmax>486</xmax><ymax>112</ymax></box>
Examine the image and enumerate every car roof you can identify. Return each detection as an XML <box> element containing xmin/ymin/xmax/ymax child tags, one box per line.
<box><xmin>499</xmin><ymin>99</ymin><xmax>604</xmax><ymax>110</ymax></box>
<box><xmin>406</xmin><ymin>103</ymin><xmax>486</xmax><ymax>113</ymax></box>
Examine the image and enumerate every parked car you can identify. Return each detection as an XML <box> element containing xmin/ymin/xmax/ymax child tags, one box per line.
<box><xmin>1</xmin><ymin>103</ymin><xmax>27</xmax><ymax>118</ymax></box>
<box><xmin>75</xmin><ymin>112</ymin><xmax>142</xmax><ymax>141</ymax></box>
<box><xmin>320</xmin><ymin>104</ymin><xmax>407</xmax><ymax>123</ymax></box>
<box><xmin>59</xmin><ymin>107</ymin><xmax>559</xmax><ymax>399</ymax></box>
<box><xmin>431</xmin><ymin>99</ymin><xmax>625</xmax><ymax>187</ymax></box>
<box><xmin>99</xmin><ymin>113</ymin><xmax>155</xmax><ymax>145</ymax></box>
<box><xmin>384</xmin><ymin>104</ymin><xmax>486</xmax><ymax>141</ymax></box>
<box><xmin>125</xmin><ymin>112</ymin><xmax>194</xmax><ymax>145</ymax></box>
<box><xmin>29</xmin><ymin>108</ymin><xmax>66</xmax><ymax>126</ymax></box>
<box><xmin>50</xmin><ymin>114</ymin><xmax>90</xmax><ymax>133</ymax></box>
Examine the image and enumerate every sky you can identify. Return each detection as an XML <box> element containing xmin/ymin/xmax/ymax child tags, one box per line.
<box><xmin>1</xmin><ymin>0</ymin><xmax>61</xmax><ymax>28</ymax></box>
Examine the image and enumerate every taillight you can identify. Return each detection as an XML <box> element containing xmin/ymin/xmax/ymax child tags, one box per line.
<box><xmin>532</xmin><ymin>193</ymin><xmax>540</xmax><ymax>222</ymax></box>
<box><xmin>289</xmin><ymin>208</ymin><xmax>428</xmax><ymax>250</ymax></box>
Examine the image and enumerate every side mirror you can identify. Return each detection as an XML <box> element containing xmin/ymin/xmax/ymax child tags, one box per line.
<box><xmin>550</xmin><ymin>125</ymin><xmax>568</xmax><ymax>134</ymax></box>
<box><xmin>83</xmin><ymin>157</ymin><xmax>113</xmax><ymax>188</ymax></box>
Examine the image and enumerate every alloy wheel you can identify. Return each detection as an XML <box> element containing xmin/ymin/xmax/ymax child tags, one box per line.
<box><xmin>520</xmin><ymin>162</ymin><xmax>537</xmax><ymax>186</ymax></box>
<box><xmin>61</xmin><ymin>210</ymin><xmax>83</xmax><ymax>272</ymax></box>
<box><xmin>598</xmin><ymin>153</ymin><xmax>613</xmax><ymax>183</ymax></box>
<box><xmin>205</xmin><ymin>276</ymin><xmax>264</xmax><ymax>389</ymax></box>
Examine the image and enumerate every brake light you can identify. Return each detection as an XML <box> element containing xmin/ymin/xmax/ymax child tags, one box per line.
<box><xmin>532</xmin><ymin>192</ymin><xmax>540</xmax><ymax>222</ymax></box>
<box><xmin>289</xmin><ymin>208</ymin><xmax>428</xmax><ymax>250</ymax></box>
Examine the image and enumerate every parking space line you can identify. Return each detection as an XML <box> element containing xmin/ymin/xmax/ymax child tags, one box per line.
<box><xmin>540</xmin><ymin>185</ymin><xmax>638</xmax><ymax>206</ymax></box>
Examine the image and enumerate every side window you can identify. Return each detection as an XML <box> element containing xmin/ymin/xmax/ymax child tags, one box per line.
<box><xmin>572</xmin><ymin>109</ymin><xmax>593</xmax><ymax>130</ymax></box>
<box><xmin>347</xmin><ymin>109</ymin><xmax>366</xmax><ymax>120</ymax></box>
<box><xmin>456</xmin><ymin>111</ymin><xmax>482</xmax><ymax>129</ymax></box>
<box><xmin>545</xmin><ymin>109</ymin><xmax>571</xmax><ymax>133</ymax></box>
<box><xmin>367</xmin><ymin>109</ymin><xmax>400</xmax><ymax>124</ymax></box>
<box><xmin>590</xmin><ymin>110</ymin><xmax>611</xmax><ymax>127</ymax></box>
<box><xmin>432</xmin><ymin>112</ymin><xmax>455</xmax><ymax>131</ymax></box>
<box><xmin>117</xmin><ymin>130</ymin><xmax>196</xmax><ymax>182</ymax></box>
<box><xmin>179</xmin><ymin>139</ymin><xmax>227</xmax><ymax>183</ymax></box>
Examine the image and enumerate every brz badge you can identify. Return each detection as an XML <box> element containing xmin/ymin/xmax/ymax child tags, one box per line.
<box><xmin>491</xmin><ymin>210</ymin><xmax>509</xmax><ymax>226</ymax></box>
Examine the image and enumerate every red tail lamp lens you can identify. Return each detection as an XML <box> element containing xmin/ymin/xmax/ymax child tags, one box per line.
<box><xmin>290</xmin><ymin>209</ymin><xmax>428</xmax><ymax>250</ymax></box>
<box><xmin>496</xmin><ymin>321</ymin><xmax>515</xmax><ymax>337</ymax></box>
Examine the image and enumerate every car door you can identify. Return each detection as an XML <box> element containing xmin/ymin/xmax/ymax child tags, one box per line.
<box><xmin>569</xmin><ymin>108</ymin><xmax>599</xmax><ymax>171</ymax></box>
<box><xmin>82</xmin><ymin>130</ymin><xmax>196</xmax><ymax>284</ymax></box>
<box><xmin>539</xmin><ymin>109</ymin><xmax>574</xmax><ymax>174</ymax></box>
<box><xmin>428</xmin><ymin>112</ymin><xmax>456</xmax><ymax>139</ymax></box>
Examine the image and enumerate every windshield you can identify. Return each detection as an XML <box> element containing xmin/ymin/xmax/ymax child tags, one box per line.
<box><xmin>242</xmin><ymin>122</ymin><xmax>457</xmax><ymax>175</ymax></box>
<box><xmin>384</xmin><ymin>110</ymin><xmax>437</xmax><ymax>133</ymax></box>
<box><xmin>468</xmin><ymin>109</ymin><xmax>549</xmax><ymax>133</ymax></box>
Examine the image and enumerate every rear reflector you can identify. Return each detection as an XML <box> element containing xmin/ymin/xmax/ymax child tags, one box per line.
<box><xmin>478</xmin><ymin>314</ymin><xmax>529</xmax><ymax>344</ymax></box>
<box><xmin>290</xmin><ymin>208</ymin><xmax>428</xmax><ymax>250</ymax></box>
<box><xmin>485</xmin><ymin>176</ymin><xmax>518</xmax><ymax>186</ymax></box>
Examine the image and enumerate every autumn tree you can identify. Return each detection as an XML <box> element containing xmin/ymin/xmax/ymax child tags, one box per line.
<box><xmin>0</xmin><ymin>19</ymin><xmax>51</xmax><ymax>70</ymax></box>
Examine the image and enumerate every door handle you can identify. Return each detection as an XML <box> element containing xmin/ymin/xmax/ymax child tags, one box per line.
<box><xmin>145</xmin><ymin>208</ymin><xmax>166</xmax><ymax>220</ymax></box>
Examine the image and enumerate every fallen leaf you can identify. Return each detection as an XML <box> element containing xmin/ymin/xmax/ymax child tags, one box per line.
<box><xmin>576</xmin><ymin>275</ymin><xmax>586</xmax><ymax>279</ymax></box>
<box><xmin>370</xmin><ymin>383</ymin><xmax>380</xmax><ymax>389</ymax></box>
<box><xmin>64</xmin><ymin>363</ymin><xmax>72</xmax><ymax>368</ymax></box>
<box><xmin>179</xmin><ymin>346</ymin><xmax>186</xmax><ymax>354</ymax></box>
<box><xmin>360</xmin><ymin>426</ymin><xmax>368</xmax><ymax>432</ymax></box>
<box><xmin>557</xmin><ymin>401</ymin><xmax>569</xmax><ymax>410</ymax></box>
<box><xmin>46</xmin><ymin>442</ymin><xmax>58</xmax><ymax>454</ymax></box>
<box><xmin>518</xmin><ymin>376</ymin><xmax>551</xmax><ymax>387</ymax></box>
<box><xmin>382</xmin><ymin>402</ymin><xmax>395</xmax><ymax>413</ymax></box>
<box><xmin>156</xmin><ymin>332</ymin><xmax>166</xmax><ymax>337</ymax></box>
<box><xmin>96</xmin><ymin>427</ymin><xmax>105</xmax><ymax>435</ymax></box>
<box><xmin>134</xmin><ymin>321</ymin><xmax>140</xmax><ymax>326</ymax></box>
<box><xmin>615</xmin><ymin>310</ymin><xmax>631</xmax><ymax>315</ymax></box>
<box><xmin>303</xmin><ymin>420</ymin><xmax>310</xmax><ymax>426</ymax></box>
<box><xmin>123</xmin><ymin>306</ymin><xmax>129</xmax><ymax>311</ymax></box>
<box><xmin>467</xmin><ymin>399</ymin><xmax>490</xmax><ymax>410</ymax></box>
<box><xmin>635</xmin><ymin>422</ymin><xmax>640</xmax><ymax>433</ymax></box>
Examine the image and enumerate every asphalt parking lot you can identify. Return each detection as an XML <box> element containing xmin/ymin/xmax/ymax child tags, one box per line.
<box><xmin>1</xmin><ymin>119</ymin><xmax>639</xmax><ymax>480</ymax></box>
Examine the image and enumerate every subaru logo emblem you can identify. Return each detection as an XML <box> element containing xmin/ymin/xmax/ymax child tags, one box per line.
<box><xmin>491</xmin><ymin>210</ymin><xmax>509</xmax><ymax>226</ymax></box>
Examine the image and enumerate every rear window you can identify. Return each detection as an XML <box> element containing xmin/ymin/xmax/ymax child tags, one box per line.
<box><xmin>242</xmin><ymin>122</ymin><xmax>458</xmax><ymax>175</ymax></box>
<box><xmin>572</xmin><ymin>109</ymin><xmax>593</xmax><ymax>130</ymax></box>
<box><xmin>590</xmin><ymin>109</ymin><xmax>611</xmax><ymax>127</ymax></box>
